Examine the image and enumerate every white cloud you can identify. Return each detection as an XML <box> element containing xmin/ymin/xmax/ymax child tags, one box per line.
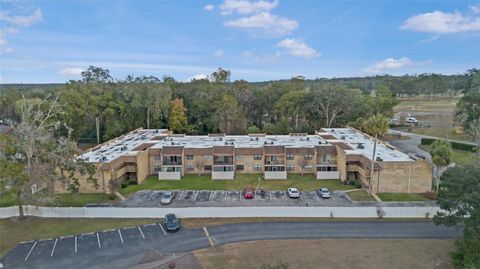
<box><xmin>470</xmin><ymin>4</ymin><xmax>480</xmax><ymax>14</ymax></box>
<box><xmin>277</xmin><ymin>38</ymin><xmax>319</xmax><ymax>59</ymax></box>
<box><xmin>401</xmin><ymin>10</ymin><xmax>480</xmax><ymax>33</ymax></box>
<box><xmin>204</xmin><ymin>4</ymin><xmax>215</xmax><ymax>11</ymax></box>
<box><xmin>224</xmin><ymin>12</ymin><xmax>298</xmax><ymax>36</ymax></box>
<box><xmin>220</xmin><ymin>0</ymin><xmax>278</xmax><ymax>15</ymax></box>
<box><xmin>1</xmin><ymin>47</ymin><xmax>14</xmax><ymax>53</ymax></box>
<box><xmin>0</xmin><ymin>27</ymin><xmax>18</xmax><ymax>46</ymax></box>
<box><xmin>213</xmin><ymin>50</ymin><xmax>224</xmax><ymax>58</ymax></box>
<box><xmin>57</xmin><ymin>67</ymin><xmax>85</xmax><ymax>76</ymax></box>
<box><xmin>242</xmin><ymin>50</ymin><xmax>254</xmax><ymax>58</ymax></box>
<box><xmin>0</xmin><ymin>8</ymin><xmax>43</xmax><ymax>26</ymax></box>
<box><xmin>188</xmin><ymin>74</ymin><xmax>210</xmax><ymax>82</ymax></box>
<box><xmin>364</xmin><ymin>57</ymin><xmax>414</xmax><ymax>73</ymax></box>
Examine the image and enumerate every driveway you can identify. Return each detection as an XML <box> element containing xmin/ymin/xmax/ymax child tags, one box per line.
<box><xmin>388</xmin><ymin>130</ymin><xmax>432</xmax><ymax>163</ymax></box>
<box><xmin>1</xmin><ymin>221</ymin><xmax>461</xmax><ymax>269</ymax></box>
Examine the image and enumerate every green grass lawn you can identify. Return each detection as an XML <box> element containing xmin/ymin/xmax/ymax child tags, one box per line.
<box><xmin>0</xmin><ymin>217</ymin><xmax>158</xmax><ymax>257</ymax></box>
<box><xmin>377</xmin><ymin>193</ymin><xmax>429</xmax><ymax>202</ymax></box>
<box><xmin>120</xmin><ymin>173</ymin><xmax>355</xmax><ymax>196</ymax></box>
<box><xmin>346</xmin><ymin>190</ymin><xmax>376</xmax><ymax>201</ymax></box>
<box><xmin>0</xmin><ymin>193</ymin><xmax>116</xmax><ymax>208</ymax></box>
<box><xmin>419</xmin><ymin>144</ymin><xmax>479</xmax><ymax>167</ymax></box>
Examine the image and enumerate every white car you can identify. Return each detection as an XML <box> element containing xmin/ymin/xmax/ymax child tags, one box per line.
<box><xmin>318</xmin><ymin>188</ymin><xmax>332</xmax><ymax>199</ymax></box>
<box><xmin>160</xmin><ymin>191</ymin><xmax>174</xmax><ymax>205</ymax></box>
<box><xmin>287</xmin><ymin>188</ymin><xmax>300</xmax><ymax>198</ymax></box>
<box><xmin>405</xmin><ymin>117</ymin><xmax>418</xmax><ymax>124</ymax></box>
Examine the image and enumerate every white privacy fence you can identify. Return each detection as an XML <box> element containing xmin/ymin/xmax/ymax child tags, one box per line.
<box><xmin>0</xmin><ymin>205</ymin><xmax>441</xmax><ymax>219</ymax></box>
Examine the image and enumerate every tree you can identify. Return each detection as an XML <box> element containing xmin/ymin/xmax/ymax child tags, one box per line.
<box><xmin>362</xmin><ymin>114</ymin><xmax>389</xmax><ymax>195</ymax></box>
<box><xmin>430</xmin><ymin>140</ymin><xmax>452</xmax><ymax>192</ymax></box>
<box><xmin>194</xmin><ymin>158</ymin><xmax>205</xmax><ymax>176</ymax></box>
<box><xmin>247</xmin><ymin>125</ymin><xmax>261</xmax><ymax>133</ymax></box>
<box><xmin>1</xmin><ymin>96</ymin><xmax>96</xmax><ymax>217</ymax></box>
<box><xmin>434</xmin><ymin>165</ymin><xmax>480</xmax><ymax>268</ymax></box>
<box><xmin>274</xmin><ymin>91</ymin><xmax>307</xmax><ymax>128</ymax></box>
<box><xmin>81</xmin><ymin>66</ymin><xmax>113</xmax><ymax>83</ymax></box>
<box><xmin>368</xmin><ymin>85</ymin><xmax>400</xmax><ymax>117</ymax></box>
<box><xmin>211</xmin><ymin>68</ymin><xmax>231</xmax><ymax>83</ymax></box>
<box><xmin>214</xmin><ymin>95</ymin><xmax>246</xmax><ymax>134</ymax></box>
<box><xmin>168</xmin><ymin>98</ymin><xmax>189</xmax><ymax>133</ymax></box>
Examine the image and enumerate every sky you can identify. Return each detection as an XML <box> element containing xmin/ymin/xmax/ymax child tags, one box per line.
<box><xmin>0</xmin><ymin>0</ymin><xmax>479</xmax><ymax>83</ymax></box>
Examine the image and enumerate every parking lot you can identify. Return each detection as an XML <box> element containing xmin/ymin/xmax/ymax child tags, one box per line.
<box><xmin>1</xmin><ymin>223</ymin><xmax>210</xmax><ymax>269</ymax></box>
<box><xmin>120</xmin><ymin>189</ymin><xmax>354</xmax><ymax>207</ymax></box>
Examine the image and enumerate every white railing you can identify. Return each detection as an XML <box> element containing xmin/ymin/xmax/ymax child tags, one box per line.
<box><xmin>0</xmin><ymin>205</ymin><xmax>441</xmax><ymax>219</ymax></box>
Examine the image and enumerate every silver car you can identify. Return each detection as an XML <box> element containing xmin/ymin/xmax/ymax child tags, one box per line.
<box><xmin>160</xmin><ymin>191</ymin><xmax>174</xmax><ymax>205</ymax></box>
<box><xmin>318</xmin><ymin>188</ymin><xmax>332</xmax><ymax>199</ymax></box>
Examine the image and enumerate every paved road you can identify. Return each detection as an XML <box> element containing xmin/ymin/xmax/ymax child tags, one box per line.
<box><xmin>1</xmin><ymin>221</ymin><xmax>460</xmax><ymax>269</ymax></box>
<box><xmin>388</xmin><ymin>130</ymin><xmax>432</xmax><ymax>163</ymax></box>
<box><xmin>389</xmin><ymin>129</ymin><xmax>476</xmax><ymax>146</ymax></box>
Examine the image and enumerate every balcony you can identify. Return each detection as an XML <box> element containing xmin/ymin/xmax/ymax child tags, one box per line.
<box><xmin>212</xmin><ymin>165</ymin><xmax>234</xmax><ymax>180</ymax></box>
<box><xmin>265</xmin><ymin>160</ymin><xmax>285</xmax><ymax>165</ymax></box>
<box><xmin>213</xmin><ymin>156</ymin><xmax>233</xmax><ymax>165</ymax></box>
<box><xmin>317</xmin><ymin>160</ymin><xmax>337</xmax><ymax>165</ymax></box>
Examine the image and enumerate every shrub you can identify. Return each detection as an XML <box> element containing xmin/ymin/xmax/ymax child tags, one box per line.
<box><xmin>121</xmin><ymin>182</ymin><xmax>129</xmax><ymax>188</ymax></box>
<box><xmin>422</xmin><ymin>191</ymin><xmax>437</xmax><ymax>200</ymax></box>
<box><xmin>349</xmin><ymin>180</ymin><xmax>362</xmax><ymax>188</ymax></box>
<box><xmin>421</xmin><ymin>138</ymin><xmax>437</xmax><ymax>145</ymax></box>
<box><xmin>450</xmin><ymin>141</ymin><xmax>478</xmax><ymax>152</ymax></box>
<box><xmin>129</xmin><ymin>180</ymin><xmax>138</xmax><ymax>185</ymax></box>
<box><xmin>109</xmin><ymin>194</ymin><xmax>116</xmax><ymax>200</ymax></box>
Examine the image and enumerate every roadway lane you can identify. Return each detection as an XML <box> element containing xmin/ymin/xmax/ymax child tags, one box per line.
<box><xmin>1</xmin><ymin>221</ymin><xmax>460</xmax><ymax>269</ymax></box>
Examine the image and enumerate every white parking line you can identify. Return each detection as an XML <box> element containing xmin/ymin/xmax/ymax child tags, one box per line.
<box><xmin>50</xmin><ymin>238</ymin><xmax>58</xmax><ymax>257</ymax></box>
<box><xmin>313</xmin><ymin>191</ymin><xmax>321</xmax><ymax>201</ymax></box>
<box><xmin>209</xmin><ymin>191</ymin><xmax>215</xmax><ymax>201</ymax></box>
<box><xmin>331</xmin><ymin>193</ymin><xmax>336</xmax><ymax>201</ymax></box>
<box><xmin>137</xmin><ymin>227</ymin><xmax>145</xmax><ymax>239</ymax></box>
<box><xmin>269</xmin><ymin>191</ymin><xmax>272</xmax><ymax>200</ymax></box>
<box><xmin>158</xmin><ymin>223</ymin><xmax>167</xmax><ymax>235</ymax></box>
<box><xmin>283</xmin><ymin>191</ymin><xmax>287</xmax><ymax>199</ymax></box>
<box><xmin>178</xmin><ymin>190</ymin><xmax>185</xmax><ymax>199</ymax></box>
<box><xmin>224</xmin><ymin>191</ymin><xmax>228</xmax><ymax>200</ymax></box>
<box><xmin>147</xmin><ymin>191</ymin><xmax>157</xmax><ymax>201</ymax></box>
<box><xmin>118</xmin><ymin>229</ymin><xmax>124</xmax><ymax>244</ymax></box>
<box><xmin>239</xmin><ymin>191</ymin><xmax>242</xmax><ymax>200</ymax></box>
<box><xmin>74</xmin><ymin>236</ymin><xmax>77</xmax><ymax>253</ymax></box>
<box><xmin>203</xmin><ymin>227</ymin><xmax>215</xmax><ymax>247</ymax></box>
<box><xmin>96</xmin><ymin>232</ymin><xmax>102</xmax><ymax>248</ymax></box>
<box><xmin>193</xmin><ymin>191</ymin><xmax>199</xmax><ymax>201</ymax></box>
<box><xmin>24</xmin><ymin>241</ymin><xmax>37</xmax><ymax>261</ymax></box>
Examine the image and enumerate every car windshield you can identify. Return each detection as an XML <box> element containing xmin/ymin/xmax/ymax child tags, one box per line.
<box><xmin>163</xmin><ymin>194</ymin><xmax>171</xmax><ymax>198</ymax></box>
<box><xmin>291</xmin><ymin>190</ymin><xmax>298</xmax><ymax>193</ymax></box>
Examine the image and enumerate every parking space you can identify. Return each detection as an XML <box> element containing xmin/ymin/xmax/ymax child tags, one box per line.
<box><xmin>76</xmin><ymin>233</ymin><xmax>99</xmax><ymax>252</ymax></box>
<box><xmin>301</xmin><ymin>191</ymin><xmax>319</xmax><ymax>201</ymax></box>
<box><xmin>195</xmin><ymin>190</ymin><xmax>211</xmax><ymax>202</ymax></box>
<box><xmin>181</xmin><ymin>190</ymin><xmax>196</xmax><ymax>201</ymax></box>
<box><xmin>227</xmin><ymin>190</ymin><xmax>242</xmax><ymax>202</ymax></box>
<box><xmin>271</xmin><ymin>190</ymin><xmax>288</xmax><ymax>201</ymax></box>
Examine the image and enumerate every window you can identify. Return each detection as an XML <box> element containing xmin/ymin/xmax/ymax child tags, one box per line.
<box><xmin>204</xmin><ymin>165</ymin><xmax>212</xmax><ymax>171</ymax></box>
<box><xmin>254</xmin><ymin>164</ymin><xmax>262</xmax><ymax>171</ymax></box>
<box><xmin>318</xmin><ymin>166</ymin><xmax>338</xmax><ymax>172</ymax></box>
<box><xmin>236</xmin><ymin>155</ymin><xmax>244</xmax><ymax>160</ymax></box>
<box><xmin>214</xmin><ymin>166</ymin><xmax>234</xmax><ymax>172</ymax></box>
<box><xmin>304</xmin><ymin>154</ymin><xmax>313</xmax><ymax>160</ymax></box>
<box><xmin>286</xmin><ymin>154</ymin><xmax>294</xmax><ymax>160</ymax></box>
<box><xmin>204</xmin><ymin>155</ymin><xmax>212</xmax><ymax>160</ymax></box>
<box><xmin>322</xmin><ymin>154</ymin><xmax>330</xmax><ymax>163</ymax></box>
<box><xmin>186</xmin><ymin>165</ymin><xmax>195</xmax><ymax>171</ymax></box>
<box><xmin>154</xmin><ymin>155</ymin><xmax>161</xmax><ymax>160</ymax></box>
<box><xmin>254</xmin><ymin>154</ymin><xmax>262</xmax><ymax>160</ymax></box>
<box><xmin>236</xmin><ymin>165</ymin><xmax>244</xmax><ymax>170</ymax></box>
<box><xmin>153</xmin><ymin>165</ymin><xmax>161</xmax><ymax>172</ymax></box>
<box><xmin>287</xmin><ymin>164</ymin><xmax>294</xmax><ymax>171</ymax></box>
<box><xmin>186</xmin><ymin>155</ymin><xmax>194</xmax><ymax>160</ymax></box>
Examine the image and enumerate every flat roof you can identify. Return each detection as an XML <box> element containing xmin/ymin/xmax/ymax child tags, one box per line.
<box><xmin>320</xmin><ymin>128</ymin><xmax>413</xmax><ymax>162</ymax></box>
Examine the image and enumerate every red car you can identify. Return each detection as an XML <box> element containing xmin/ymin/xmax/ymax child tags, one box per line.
<box><xmin>243</xmin><ymin>188</ymin><xmax>255</xmax><ymax>199</ymax></box>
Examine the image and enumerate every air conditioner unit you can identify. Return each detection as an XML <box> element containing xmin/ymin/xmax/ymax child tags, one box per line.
<box><xmin>376</xmin><ymin>157</ymin><xmax>383</xmax><ymax>161</ymax></box>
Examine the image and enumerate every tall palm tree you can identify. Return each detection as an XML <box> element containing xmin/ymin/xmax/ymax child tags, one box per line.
<box><xmin>430</xmin><ymin>140</ymin><xmax>452</xmax><ymax>192</ymax></box>
<box><xmin>363</xmin><ymin>114</ymin><xmax>389</xmax><ymax>195</ymax></box>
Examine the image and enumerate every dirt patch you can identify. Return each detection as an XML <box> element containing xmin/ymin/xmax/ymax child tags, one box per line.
<box><xmin>194</xmin><ymin>239</ymin><xmax>454</xmax><ymax>269</ymax></box>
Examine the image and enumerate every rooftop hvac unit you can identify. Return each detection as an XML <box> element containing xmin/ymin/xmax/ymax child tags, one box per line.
<box><xmin>270</xmin><ymin>141</ymin><xmax>274</xmax><ymax>145</ymax></box>
<box><xmin>141</xmin><ymin>135</ymin><xmax>147</xmax><ymax>140</ymax></box>
<box><xmin>340</xmin><ymin>136</ymin><xmax>346</xmax><ymax>140</ymax></box>
<box><xmin>357</xmin><ymin>143</ymin><xmax>364</xmax><ymax>149</ymax></box>
<box><xmin>171</xmin><ymin>141</ymin><xmax>175</xmax><ymax>145</ymax></box>
<box><xmin>306</xmin><ymin>137</ymin><xmax>310</xmax><ymax>141</ymax></box>
<box><xmin>154</xmin><ymin>130</ymin><xmax>159</xmax><ymax>133</ymax></box>
<box><xmin>376</xmin><ymin>157</ymin><xmax>383</xmax><ymax>161</ymax></box>
<box><xmin>100</xmin><ymin>156</ymin><xmax>107</xmax><ymax>162</ymax></box>
<box><xmin>264</xmin><ymin>141</ymin><xmax>268</xmax><ymax>145</ymax></box>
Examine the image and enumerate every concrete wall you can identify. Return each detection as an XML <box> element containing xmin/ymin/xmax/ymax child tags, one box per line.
<box><xmin>136</xmin><ymin>150</ymin><xmax>150</xmax><ymax>184</ymax></box>
<box><xmin>212</xmin><ymin>171</ymin><xmax>235</xmax><ymax>180</ymax></box>
<box><xmin>265</xmin><ymin>171</ymin><xmax>287</xmax><ymax>179</ymax></box>
<box><xmin>235</xmin><ymin>155</ymin><xmax>263</xmax><ymax>173</ymax></box>
<box><xmin>0</xmin><ymin>205</ymin><xmax>443</xmax><ymax>219</ymax></box>
<box><xmin>286</xmin><ymin>154</ymin><xmax>314</xmax><ymax>174</ymax></box>
<box><xmin>371</xmin><ymin>160</ymin><xmax>432</xmax><ymax>193</ymax></box>
<box><xmin>158</xmin><ymin>171</ymin><xmax>181</xmax><ymax>180</ymax></box>
<box><xmin>336</xmin><ymin>147</ymin><xmax>348</xmax><ymax>182</ymax></box>
<box><xmin>54</xmin><ymin>164</ymin><xmax>108</xmax><ymax>194</ymax></box>
<box><xmin>316</xmin><ymin>171</ymin><xmax>340</xmax><ymax>179</ymax></box>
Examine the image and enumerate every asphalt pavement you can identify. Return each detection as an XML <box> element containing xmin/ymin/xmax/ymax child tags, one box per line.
<box><xmin>1</xmin><ymin>221</ymin><xmax>460</xmax><ymax>269</ymax></box>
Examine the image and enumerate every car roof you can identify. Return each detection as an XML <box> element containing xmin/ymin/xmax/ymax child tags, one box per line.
<box><xmin>320</xmin><ymin>188</ymin><xmax>329</xmax><ymax>191</ymax></box>
<box><xmin>289</xmin><ymin>188</ymin><xmax>298</xmax><ymax>191</ymax></box>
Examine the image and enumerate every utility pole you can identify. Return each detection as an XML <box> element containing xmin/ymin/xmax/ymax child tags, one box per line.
<box><xmin>96</xmin><ymin>115</ymin><xmax>100</xmax><ymax>145</ymax></box>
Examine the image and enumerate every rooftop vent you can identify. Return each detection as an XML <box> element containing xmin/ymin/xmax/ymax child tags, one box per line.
<box><xmin>357</xmin><ymin>143</ymin><xmax>364</xmax><ymax>149</ymax></box>
<box><xmin>376</xmin><ymin>157</ymin><xmax>383</xmax><ymax>161</ymax></box>
<box><xmin>141</xmin><ymin>135</ymin><xmax>147</xmax><ymax>140</ymax></box>
<box><xmin>340</xmin><ymin>136</ymin><xmax>346</xmax><ymax>140</ymax></box>
<box><xmin>120</xmin><ymin>145</ymin><xmax>128</xmax><ymax>151</ymax></box>
<box><xmin>171</xmin><ymin>141</ymin><xmax>175</xmax><ymax>145</ymax></box>
<box><xmin>99</xmin><ymin>156</ymin><xmax>107</xmax><ymax>162</ymax></box>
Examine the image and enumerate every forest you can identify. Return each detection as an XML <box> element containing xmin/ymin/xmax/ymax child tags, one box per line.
<box><xmin>0</xmin><ymin>67</ymin><xmax>478</xmax><ymax>144</ymax></box>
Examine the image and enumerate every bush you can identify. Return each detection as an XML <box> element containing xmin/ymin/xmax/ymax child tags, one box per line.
<box><xmin>121</xmin><ymin>182</ymin><xmax>129</xmax><ymax>188</ymax></box>
<box><xmin>450</xmin><ymin>141</ymin><xmax>478</xmax><ymax>152</ymax></box>
<box><xmin>422</xmin><ymin>191</ymin><xmax>437</xmax><ymax>200</ymax></box>
<box><xmin>421</xmin><ymin>138</ymin><xmax>437</xmax><ymax>145</ymax></box>
<box><xmin>129</xmin><ymin>180</ymin><xmax>138</xmax><ymax>185</ymax></box>
<box><xmin>109</xmin><ymin>194</ymin><xmax>116</xmax><ymax>200</ymax></box>
<box><xmin>349</xmin><ymin>180</ymin><xmax>362</xmax><ymax>189</ymax></box>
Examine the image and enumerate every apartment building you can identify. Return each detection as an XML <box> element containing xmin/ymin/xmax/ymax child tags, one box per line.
<box><xmin>57</xmin><ymin>127</ymin><xmax>432</xmax><ymax>193</ymax></box>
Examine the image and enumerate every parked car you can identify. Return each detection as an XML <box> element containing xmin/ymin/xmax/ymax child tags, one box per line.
<box><xmin>318</xmin><ymin>188</ymin><xmax>332</xmax><ymax>199</ymax></box>
<box><xmin>243</xmin><ymin>187</ymin><xmax>255</xmax><ymax>199</ymax></box>
<box><xmin>287</xmin><ymin>187</ymin><xmax>300</xmax><ymax>198</ymax></box>
<box><xmin>160</xmin><ymin>191</ymin><xmax>174</xmax><ymax>205</ymax></box>
<box><xmin>405</xmin><ymin>117</ymin><xmax>418</xmax><ymax>124</ymax></box>
<box><xmin>164</xmin><ymin>213</ymin><xmax>181</xmax><ymax>232</ymax></box>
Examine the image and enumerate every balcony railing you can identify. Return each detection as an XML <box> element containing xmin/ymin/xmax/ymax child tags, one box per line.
<box><xmin>264</xmin><ymin>160</ymin><xmax>285</xmax><ymax>165</ymax></box>
<box><xmin>162</xmin><ymin>161</ymin><xmax>182</xmax><ymax>166</ymax></box>
<box><xmin>317</xmin><ymin>160</ymin><xmax>337</xmax><ymax>165</ymax></box>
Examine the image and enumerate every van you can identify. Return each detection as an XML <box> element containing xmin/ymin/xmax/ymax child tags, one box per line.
<box><xmin>405</xmin><ymin>117</ymin><xmax>418</xmax><ymax>124</ymax></box>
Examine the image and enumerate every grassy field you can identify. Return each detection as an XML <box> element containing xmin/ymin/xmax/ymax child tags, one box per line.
<box><xmin>419</xmin><ymin>144</ymin><xmax>479</xmax><ymax>167</ymax></box>
<box><xmin>377</xmin><ymin>193</ymin><xmax>429</xmax><ymax>202</ymax></box>
<box><xmin>346</xmin><ymin>189</ymin><xmax>376</xmax><ymax>201</ymax></box>
<box><xmin>120</xmin><ymin>174</ymin><xmax>356</xmax><ymax>196</ymax></box>
<box><xmin>0</xmin><ymin>193</ymin><xmax>116</xmax><ymax>208</ymax></box>
<box><xmin>394</xmin><ymin>99</ymin><xmax>458</xmax><ymax>113</ymax></box>
<box><xmin>194</xmin><ymin>239</ymin><xmax>454</xmax><ymax>269</ymax></box>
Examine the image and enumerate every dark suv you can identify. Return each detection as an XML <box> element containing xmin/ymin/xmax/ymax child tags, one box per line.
<box><xmin>164</xmin><ymin>213</ymin><xmax>181</xmax><ymax>232</ymax></box>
